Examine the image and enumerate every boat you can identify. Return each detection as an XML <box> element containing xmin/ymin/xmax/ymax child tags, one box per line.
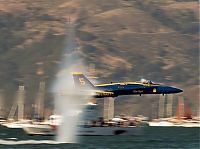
<box><xmin>149</xmin><ymin>97</ymin><xmax>200</xmax><ymax>127</ymax></box>
<box><xmin>22</xmin><ymin>123</ymin><xmax>55</xmax><ymax>135</ymax></box>
<box><xmin>23</xmin><ymin>125</ymin><xmax>142</xmax><ymax>136</ymax></box>
<box><xmin>1</xmin><ymin>119</ymin><xmax>32</xmax><ymax>129</ymax></box>
<box><xmin>77</xmin><ymin>125</ymin><xmax>141</xmax><ymax>136</ymax></box>
<box><xmin>22</xmin><ymin>117</ymin><xmax>142</xmax><ymax>136</ymax></box>
<box><xmin>148</xmin><ymin>120</ymin><xmax>174</xmax><ymax>127</ymax></box>
<box><xmin>22</xmin><ymin>115</ymin><xmax>61</xmax><ymax>135</ymax></box>
<box><xmin>180</xmin><ymin>120</ymin><xmax>200</xmax><ymax>127</ymax></box>
<box><xmin>0</xmin><ymin>117</ymin><xmax>6</xmax><ymax>124</ymax></box>
<box><xmin>22</xmin><ymin>103</ymin><xmax>144</xmax><ymax>136</ymax></box>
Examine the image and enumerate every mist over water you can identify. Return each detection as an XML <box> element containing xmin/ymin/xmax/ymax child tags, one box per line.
<box><xmin>52</xmin><ymin>24</ymin><xmax>91</xmax><ymax>143</ymax></box>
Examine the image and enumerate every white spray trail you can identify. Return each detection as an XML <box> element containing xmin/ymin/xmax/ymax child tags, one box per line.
<box><xmin>52</xmin><ymin>24</ymin><xmax>91</xmax><ymax>143</ymax></box>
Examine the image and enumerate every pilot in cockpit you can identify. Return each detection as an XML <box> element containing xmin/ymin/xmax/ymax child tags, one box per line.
<box><xmin>147</xmin><ymin>80</ymin><xmax>153</xmax><ymax>84</ymax></box>
<box><xmin>141</xmin><ymin>79</ymin><xmax>153</xmax><ymax>85</ymax></box>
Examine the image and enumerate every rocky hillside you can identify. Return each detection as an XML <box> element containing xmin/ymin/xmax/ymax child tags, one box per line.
<box><xmin>0</xmin><ymin>0</ymin><xmax>199</xmax><ymax>117</ymax></box>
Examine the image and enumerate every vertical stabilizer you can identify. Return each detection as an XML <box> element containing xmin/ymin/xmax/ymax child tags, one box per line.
<box><xmin>72</xmin><ymin>72</ymin><xmax>95</xmax><ymax>90</ymax></box>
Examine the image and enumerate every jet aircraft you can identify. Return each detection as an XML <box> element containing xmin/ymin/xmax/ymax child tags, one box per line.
<box><xmin>72</xmin><ymin>72</ymin><xmax>183</xmax><ymax>98</ymax></box>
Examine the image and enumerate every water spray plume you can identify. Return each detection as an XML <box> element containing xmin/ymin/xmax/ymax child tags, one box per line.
<box><xmin>52</xmin><ymin>23</ymin><xmax>92</xmax><ymax>143</ymax></box>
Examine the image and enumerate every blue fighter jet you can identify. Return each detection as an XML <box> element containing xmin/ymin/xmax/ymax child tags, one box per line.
<box><xmin>72</xmin><ymin>72</ymin><xmax>183</xmax><ymax>98</ymax></box>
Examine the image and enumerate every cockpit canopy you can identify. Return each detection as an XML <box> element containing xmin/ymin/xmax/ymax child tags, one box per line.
<box><xmin>140</xmin><ymin>78</ymin><xmax>157</xmax><ymax>85</ymax></box>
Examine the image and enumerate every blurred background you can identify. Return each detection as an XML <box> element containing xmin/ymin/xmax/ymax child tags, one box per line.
<box><xmin>0</xmin><ymin>0</ymin><xmax>199</xmax><ymax>119</ymax></box>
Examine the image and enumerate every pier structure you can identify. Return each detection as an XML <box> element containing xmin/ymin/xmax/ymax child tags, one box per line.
<box><xmin>157</xmin><ymin>94</ymin><xmax>175</xmax><ymax>118</ymax></box>
<box><xmin>158</xmin><ymin>94</ymin><xmax>165</xmax><ymax>118</ymax></box>
<box><xmin>176</xmin><ymin>96</ymin><xmax>185</xmax><ymax>119</ymax></box>
<box><xmin>151</xmin><ymin>99</ymin><xmax>158</xmax><ymax>119</ymax></box>
<box><xmin>103</xmin><ymin>97</ymin><xmax>115</xmax><ymax>121</ymax></box>
<box><xmin>166</xmin><ymin>94</ymin><xmax>173</xmax><ymax>118</ymax></box>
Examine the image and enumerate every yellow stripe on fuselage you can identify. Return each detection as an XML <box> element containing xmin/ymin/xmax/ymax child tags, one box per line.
<box><xmin>71</xmin><ymin>72</ymin><xmax>83</xmax><ymax>74</ymax></box>
<box><xmin>95</xmin><ymin>82</ymin><xmax>142</xmax><ymax>87</ymax></box>
<box><xmin>95</xmin><ymin>82</ymin><xmax>159</xmax><ymax>87</ymax></box>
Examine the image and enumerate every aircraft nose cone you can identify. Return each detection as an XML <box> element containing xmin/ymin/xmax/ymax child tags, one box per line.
<box><xmin>167</xmin><ymin>87</ymin><xmax>183</xmax><ymax>93</ymax></box>
<box><xmin>176</xmin><ymin>88</ymin><xmax>183</xmax><ymax>93</ymax></box>
<box><xmin>158</xmin><ymin>86</ymin><xmax>183</xmax><ymax>94</ymax></box>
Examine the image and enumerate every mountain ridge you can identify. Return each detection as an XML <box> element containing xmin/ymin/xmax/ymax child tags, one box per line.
<box><xmin>0</xmin><ymin>0</ymin><xmax>198</xmax><ymax>117</ymax></box>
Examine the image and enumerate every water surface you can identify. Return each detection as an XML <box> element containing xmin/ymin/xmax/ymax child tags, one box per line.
<box><xmin>0</xmin><ymin>126</ymin><xmax>199</xmax><ymax>149</ymax></box>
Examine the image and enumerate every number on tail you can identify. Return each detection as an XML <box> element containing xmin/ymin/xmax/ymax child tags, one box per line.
<box><xmin>79</xmin><ymin>78</ymin><xmax>85</xmax><ymax>85</ymax></box>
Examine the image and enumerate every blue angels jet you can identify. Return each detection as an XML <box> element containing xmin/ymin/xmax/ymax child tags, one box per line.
<box><xmin>72</xmin><ymin>72</ymin><xmax>183</xmax><ymax>98</ymax></box>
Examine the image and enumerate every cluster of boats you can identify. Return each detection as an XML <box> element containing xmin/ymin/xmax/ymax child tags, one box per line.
<box><xmin>149</xmin><ymin>117</ymin><xmax>200</xmax><ymax>127</ymax></box>
<box><xmin>0</xmin><ymin>114</ymin><xmax>147</xmax><ymax>136</ymax></box>
<box><xmin>0</xmin><ymin>99</ymin><xmax>199</xmax><ymax>136</ymax></box>
<box><xmin>0</xmin><ymin>114</ymin><xmax>199</xmax><ymax>136</ymax></box>
<box><xmin>0</xmin><ymin>102</ymin><xmax>148</xmax><ymax>136</ymax></box>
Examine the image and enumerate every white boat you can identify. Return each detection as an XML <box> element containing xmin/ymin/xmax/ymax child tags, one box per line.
<box><xmin>23</xmin><ymin>124</ymin><xmax>142</xmax><ymax>136</ymax></box>
<box><xmin>1</xmin><ymin>120</ymin><xmax>32</xmax><ymax>129</ymax></box>
<box><xmin>148</xmin><ymin>118</ymin><xmax>200</xmax><ymax>127</ymax></box>
<box><xmin>22</xmin><ymin>102</ymin><xmax>145</xmax><ymax>136</ymax></box>
<box><xmin>149</xmin><ymin>97</ymin><xmax>200</xmax><ymax>128</ymax></box>
<box><xmin>148</xmin><ymin>121</ymin><xmax>174</xmax><ymax>127</ymax></box>
<box><xmin>181</xmin><ymin>123</ymin><xmax>200</xmax><ymax>127</ymax></box>
<box><xmin>77</xmin><ymin>126</ymin><xmax>141</xmax><ymax>136</ymax></box>
<box><xmin>0</xmin><ymin>117</ymin><xmax>6</xmax><ymax>124</ymax></box>
<box><xmin>23</xmin><ymin>123</ymin><xmax>55</xmax><ymax>135</ymax></box>
<box><xmin>22</xmin><ymin>114</ymin><xmax>142</xmax><ymax>136</ymax></box>
<box><xmin>177</xmin><ymin>120</ymin><xmax>200</xmax><ymax>128</ymax></box>
<box><xmin>22</xmin><ymin>115</ymin><xmax>61</xmax><ymax>135</ymax></box>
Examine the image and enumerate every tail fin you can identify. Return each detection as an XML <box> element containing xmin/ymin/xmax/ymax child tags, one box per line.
<box><xmin>72</xmin><ymin>72</ymin><xmax>95</xmax><ymax>90</ymax></box>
